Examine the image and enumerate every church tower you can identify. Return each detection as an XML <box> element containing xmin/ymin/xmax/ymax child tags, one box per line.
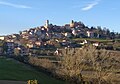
<box><xmin>44</xmin><ymin>20</ymin><xmax>49</xmax><ymax>31</ymax></box>
<box><xmin>70</xmin><ymin>20</ymin><xmax>75</xmax><ymax>28</ymax></box>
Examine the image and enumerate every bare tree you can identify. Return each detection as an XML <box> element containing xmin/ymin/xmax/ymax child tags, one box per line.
<box><xmin>56</xmin><ymin>48</ymin><xmax>88</xmax><ymax>84</ymax></box>
<box><xmin>85</xmin><ymin>45</ymin><xmax>115</xmax><ymax>84</ymax></box>
<box><xmin>28</xmin><ymin>56</ymin><xmax>55</xmax><ymax>71</ymax></box>
<box><xmin>56</xmin><ymin>45</ymin><xmax>117</xmax><ymax>84</ymax></box>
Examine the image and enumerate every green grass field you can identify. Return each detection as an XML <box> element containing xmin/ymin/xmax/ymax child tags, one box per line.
<box><xmin>0</xmin><ymin>57</ymin><xmax>65</xmax><ymax>84</ymax></box>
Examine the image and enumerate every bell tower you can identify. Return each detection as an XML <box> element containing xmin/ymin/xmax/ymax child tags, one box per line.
<box><xmin>45</xmin><ymin>20</ymin><xmax>49</xmax><ymax>28</ymax></box>
<box><xmin>44</xmin><ymin>20</ymin><xmax>49</xmax><ymax>31</ymax></box>
<box><xmin>70</xmin><ymin>20</ymin><xmax>75</xmax><ymax>28</ymax></box>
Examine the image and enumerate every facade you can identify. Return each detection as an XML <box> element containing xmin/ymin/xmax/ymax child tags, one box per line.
<box><xmin>0</xmin><ymin>36</ymin><xmax>5</xmax><ymax>40</ymax></box>
<box><xmin>93</xmin><ymin>43</ymin><xmax>99</xmax><ymax>47</ymax></box>
<box><xmin>87</xmin><ymin>31</ymin><xmax>94</xmax><ymax>38</ymax></box>
<box><xmin>6</xmin><ymin>42</ymin><xmax>15</xmax><ymax>55</ymax></box>
<box><xmin>64</xmin><ymin>32</ymin><xmax>72</xmax><ymax>38</ymax></box>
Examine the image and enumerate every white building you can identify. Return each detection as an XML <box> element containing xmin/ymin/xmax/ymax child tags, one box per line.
<box><xmin>0</xmin><ymin>36</ymin><xmax>5</xmax><ymax>40</ymax></box>
<box><xmin>87</xmin><ymin>31</ymin><xmax>94</xmax><ymax>38</ymax></box>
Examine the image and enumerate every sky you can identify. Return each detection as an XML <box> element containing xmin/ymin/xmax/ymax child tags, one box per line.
<box><xmin>0</xmin><ymin>0</ymin><xmax>120</xmax><ymax>35</ymax></box>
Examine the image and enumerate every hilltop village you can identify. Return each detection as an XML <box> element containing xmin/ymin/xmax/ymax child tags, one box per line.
<box><xmin>0</xmin><ymin>20</ymin><xmax>120</xmax><ymax>56</ymax></box>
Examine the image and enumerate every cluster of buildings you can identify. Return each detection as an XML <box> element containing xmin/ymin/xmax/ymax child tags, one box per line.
<box><xmin>0</xmin><ymin>20</ymin><xmax>100</xmax><ymax>56</ymax></box>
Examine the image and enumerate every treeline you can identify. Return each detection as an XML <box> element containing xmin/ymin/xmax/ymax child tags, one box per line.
<box><xmin>87</xmin><ymin>26</ymin><xmax>120</xmax><ymax>39</ymax></box>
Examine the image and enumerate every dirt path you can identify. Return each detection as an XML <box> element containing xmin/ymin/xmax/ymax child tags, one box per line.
<box><xmin>0</xmin><ymin>80</ymin><xmax>26</xmax><ymax>84</ymax></box>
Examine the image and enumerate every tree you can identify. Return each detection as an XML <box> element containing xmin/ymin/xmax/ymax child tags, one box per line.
<box><xmin>28</xmin><ymin>56</ymin><xmax>55</xmax><ymax>72</ymax></box>
<box><xmin>85</xmin><ymin>45</ymin><xmax>115</xmax><ymax>84</ymax></box>
<box><xmin>56</xmin><ymin>45</ymin><xmax>116</xmax><ymax>84</ymax></box>
<box><xmin>110</xmin><ymin>32</ymin><xmax>115</xmax><ymax>39</ymax></box>
<box><xmin>56</xmin><ymin>48</ymin><xmax>87</xmax><ymax>84</ymax></box>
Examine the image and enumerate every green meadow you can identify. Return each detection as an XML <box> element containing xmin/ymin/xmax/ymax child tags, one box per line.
<box><xmin>0</xmin><ymin>57</ymin><xmax>64</xmax><ymax>84</ymax></box>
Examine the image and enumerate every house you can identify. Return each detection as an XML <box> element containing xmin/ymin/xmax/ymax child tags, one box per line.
<box><xmin>64</xmin><ymin>32</ymin><xmax>72</xmax><ymax>38</ymax></box>
<box><xmin>21</xmin><ymin>30</ymin><xmax>28</xmax><ymax>34</ymax></box>
<box><xmin>6</xmin><ymin>42</ymin><xmax>14</xmax><ymax>48</ymax></box>
<box><xmin>21</xmin><ymin>33</ymin><xmax>30</xmax><ymax>39</ymax></box>
<box><xmin>27</xmin><ymin>43</ymin><xmax>34</xmax><ymax>48</ymax></box>
<box><xmin>29</xmin><ymin>29</ymin><xmax>35</xmax><ymax>35</ymax></box>
<box><xmin>40</xmin><ymin>33</ymin><xmax>46</xmax><ymax>39</ymax></box>
<box><xmin>12</xmin><ymin>34</ymin><xmax>16</xmax><ymax>38</ymax></box>
<box><xmin>34</xmin><ymin>29</ymin><xmax>41</xmax><ymax>36</ymax></box>
<box><xmin>11</xmin><ymin>34</ymin><xmax>20</xmax><ymax>40</ymax></box>
<box><xmin>93</xmin><ymin>42</ymin><xmax>99</xmax><ymax>47</ymax></box>
<box><xmin>14</xmin><ymin>46</ymin><xmax>29</xmax><ymax>56</ymax></box>
<box><xmin>29</xmin><ymin>35</ymin><xmax>37</xmax><ymax>41</ymax></box>
<box><xmin>11</xmin><ymin>34</ymin><xmax>18</xmax><ymax>38</ymax></box>
<box><xmin>51</xmin><ymin>33</ymin><xmax>62</xmax><ymax>39</ymax></box>
<box><xmin>20</xmin><ymin>46</ymin><xmax>29</xmax><ymax>56</ymax></box>
<box><xmin>87</xmin><ymin>31</ymin><xmax>94</xmax><ymax>38</ymax></box>
<box><xmin>14</xmin><ymin>47</ymin><xmax>21</xmax><ymax>56</ymax></box>
<box><xmin>26</xmin><ymin>41</ymin><xmax>36</xmax><ymax>48</ymax></box>
<box><xmin>54</xmin><ymin>49</ymin><xmax>62</xmax><ymax>56</ymax></box>
<box><xmin>72</xmin><ymin>29</ymin><xmax>77</xmax><ymax>36</ymax></box>
<box><xmin>6</xmin><ymin>42</ymin><xmax>15</xmax><ymax>55</ymax></box>
<box><xmin>0</xmin><ymin>36</ymin><xmax>5</xmax><ymax>40</ymax></box>
<box><xmin>6</xmin><ymin>39</ymin><xmax>14</xmax><ymax>42</ymax></box>
<box><xmin>35</xmin><ymin>41</ymin><xmax>41</xmax><ymax>46</ymax></box>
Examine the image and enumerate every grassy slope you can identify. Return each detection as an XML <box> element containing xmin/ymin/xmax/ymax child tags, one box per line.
<box><xmin>72</xmin><ymin>38</ymin><xmax>113</xmax><ymax>42</ymax></box>
<box><xmin>0</xmin><ymin>57</ymin><xmax>65</xmax><ymax>84</ymax></box>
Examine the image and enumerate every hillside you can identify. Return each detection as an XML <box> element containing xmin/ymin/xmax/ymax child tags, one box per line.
<box><xmin>0</xmin><ymin>57</ymin><xmax>64</xmax><ymax>84</ymax></box>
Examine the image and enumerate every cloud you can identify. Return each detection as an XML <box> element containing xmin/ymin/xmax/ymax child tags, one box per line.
<box><xmin>0</xmin><ymin>1</ymin><xmax>31</xmax><ymax>9</ymax></box>
<box><xmin>81</xmin><ymin>0</ymin><xmax>100</xmax><ymax>11</ymax></box>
